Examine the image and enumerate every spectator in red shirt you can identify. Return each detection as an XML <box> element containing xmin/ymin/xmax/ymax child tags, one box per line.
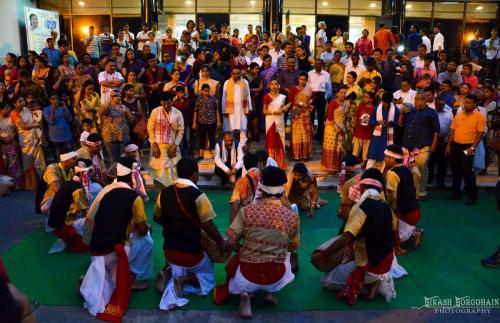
<box><xmin>354</xmin><ymin>29</ymin><xmax>374</xmax><ymax>59</ymax></box>
<box><xmin>352</xmin><ymin>91</ymin><xmax>375</xmax><ymax>162</ymax></box>
<box><xmin>374</xmin><ymin>22</ymin><xmax>395</xmax><ymax>60</ymax></box>
<box><xmin>144</xmin><ymin>54</ymin><xmax>167</xmax><ymax>110</ymax></box>
<box><xmin>461</xmin><ymin>63</ymin><xmax>479</xmax><ymax>90</ymax></box>
<box><xmin>173</xmin><ymin>86</ymin><xmax>193</xmax><ymax>156</ymax></box>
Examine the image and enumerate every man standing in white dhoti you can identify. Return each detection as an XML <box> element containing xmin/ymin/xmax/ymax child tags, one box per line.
<box><xmin>153</xmin><ymin>157</ymin><xmax>229</xmax><ymax>311</ymax></box>
<box><xmin>147</xmin><ymin>92</ymin><xmax>184</xmax><ymax>190</ymax></box>
<box><xmin>214</xmin><ymin>166</ymin><xmax>300</xmax><ymax>319</ymax></box>
<box><xmin>222</xmin><ymin>67</ymin><xmax>252</xmax><ymax>145</ymax></box>
<box><xmin>80</xmin><ymin>157</ymin><xmax>153</xmax><ymax>322</ymax></box>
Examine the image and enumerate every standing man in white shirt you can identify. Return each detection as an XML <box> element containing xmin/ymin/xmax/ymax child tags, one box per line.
<box><xmin>432</xmin><ymin>25</ymin><xmax>444</xmax><ymax>55</ymax></box>
<box><xmin>316</xmin><ymin>21</ymin><xmax>327</xmax><ymax>59</ymax></box>
<box><xmin>343</xmin><ymin>52</ymin><xmax>366</xmax><ymax>85</ymax></box>
<box><xmin>308</xmin><ymin>59</ymin><xmax>332</xmax><ymax>140</ymax></box>
<box><xmin>484</xmin><ymin>28</ymin><xmax>499</xmax><ymax>84</ymax></box>
<box><xmin>393</xmin><ymin>78</ymin><xmax>416</xmax><ymax>110</ymax></box>
<box><xmin>122</xmin><ymin>23</ymin><xmax>135</xmax><ymax>47</ymax></box>
<box><xmin>269</xmin><ymin>40</ymin><xmax>284</xmax><ymax>67</ymax></box>
<box><xmin>98</xmin><ymin>60</ymin><xmax>124</xmax><ymax>105</ymax></box>
<box><xmin>251</xmin><ymin>45</ymin><xmax>269</xmax><ymax>67</ymax></box>
<box><xmin>420</xmin><ymin>28</ymin><xmax>431</xmax><ymax>54</ymax></box>
<box><xmin>411</xmin><ymin>44</ymin><xmax>436</xmax><ymax>71</ymax></box>
<box><xmin>136</xmin><ymin>23</ymin><xmax>150</xmax><ymax>51</ymax></box>
<box><xmin>84</xmin><ymin>26</ymin><xmax>100</xmax><ymax>65</ymax></box>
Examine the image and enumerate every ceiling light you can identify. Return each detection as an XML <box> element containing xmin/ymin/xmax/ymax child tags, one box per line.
<box><xmin>78</xmin><ymin>1</ymin><xmax>85</xmax><ymax>6</ymax></box>
<box><xmin>186</xmin><ymin>0</ymin><xmax>193</xmax><ymax>5</ymax></box>
<box><xmin>406</xmin><ymin>4</ymin><xmax>412</xmax><ymax>9</ymax></box>
<box><xmin>370</xmin><ymin>3</ymin><xmax>376</xmax><ymax>8</ymax></box>
<box><xmin>476</xmin><ymin>6</ymin><xmax>483</xmax><ymax>10</ymax></box>
<box><xmin>322</xmin><ymin>2</ymin><xmax>328</xmax><ymax>7</ymax></box>
<box><xmin>250</xmin><ymin>0</ymin><xmax>256</xmax><ymax>4</ymax></box>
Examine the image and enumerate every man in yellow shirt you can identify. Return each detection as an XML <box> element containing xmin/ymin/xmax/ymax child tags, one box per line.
<box><xmin>445</xmin><ymin>94</ymin><xmax>485</xmax><ymax>205</ymax></box>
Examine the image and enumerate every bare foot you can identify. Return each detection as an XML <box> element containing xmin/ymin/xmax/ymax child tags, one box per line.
<box><xmin>264</xmin><ymin>293</ymin><xmax>278</xmax><ymax>305</ymax></box>
<box><xmin>410</xmin><ymin>230</ymin><xmax>423</xmax><ymax>250</ymax></box>
<box><xmin>131</xmin><ymin>280</ymin><xmax>150</xmax><ymax>290</ymax></box>
<box><xmin>174</xmin><ymin>277</ymin><xmax>184</xmax><ymax>297</ymax></box>
<box><xmin>156</xmin><ymin>268</ymin><xmax>171</xmax><ymax>293</ymax></box>
<box><xmin>239</xmin><ymin>292</ymin><xmax>252</xmax><ymax>319</ymax></box>
<box><xmin>365</xmin><ymin>281</ymin><xmax>380</xmax><ymax>300</ymax></box>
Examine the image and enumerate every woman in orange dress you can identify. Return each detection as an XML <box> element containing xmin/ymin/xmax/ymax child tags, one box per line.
<box><xmin>289</xmin><ymin>72</ymin><xmax>314</xmax><ymax>161</ymax></box>
<box><xmin>321</xmin><ymin>87</ymin><xmax>347</xmax><ymax>172</ymax></box>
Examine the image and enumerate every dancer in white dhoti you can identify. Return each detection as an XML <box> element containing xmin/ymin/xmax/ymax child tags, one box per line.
<box><xmin>147</xmin><ymin>92</ymin><xmax>184</xmax><ymax>190</ymax></box>
<box><xmin>80</xmin><ymin>157</ymin><xmax>153</xmax><ymax>322</ymax></box>
<box><xmin>222</xmin><ymin>67</ymin><xmax>252</xmax><ymax>145</ymax></box>
<box><xmin>153</xmin><ymin>157</ymin><xmax>229</xmax><ymax>310</ymax></box>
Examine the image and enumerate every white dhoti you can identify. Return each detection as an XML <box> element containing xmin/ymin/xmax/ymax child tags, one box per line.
<box><xmin>398</xmin><ymin>219</ymin><xmax>416</xmax><ymax>243</ymax></box>
<box><xmin>320</xmin><ymin>259</ymin><xmax>397</xmax><ymax>302</ymax></box>
<box><xmin>149</xmin><ymin>143</ymin><xmax>181</xmax><ymax>188</ymax></box>
<box><xmin>228</xmin><ymin>253</ymin><xmax>295</xmax><ymax>294</ymax></box>
<box><xmin>159</xmin><ymin>252</ymin><xmax>215</xmax><ymax>310</ymax></box>
<box><xmin>80</xmin><ymin>233</ymin><xmax>154</xmax><ymax>316</ymax></box>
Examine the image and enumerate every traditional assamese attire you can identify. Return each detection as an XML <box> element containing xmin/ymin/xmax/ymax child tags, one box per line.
<box><xmin>80</xmin><ymin>167</ymin><xmax>153</xmax><ymax>322</ymax></box>
<box><xmin>322</xmin><ymin>99</ymin><xmax>347</xmax><ymax>172</ymax></box>
<box><xmin>154</xmin><ymin>178</ymin><xmax>220</xmax><ymax>310</ymax></box>
<box><xmin>222</xmin><ymin>78</ymin><xmax>252</xmax><ymax>144</ymax></box>
<box><xmin>264</xmin><ymin>94</ymin><xmax>287</xmax><ymax>170</ymax></box>
<box><xmin>77</xmin><ymin>137</ymin><xmax>106</xmax><ymax>186</ymax></box>
<box><xmin>320</xmin><ymin>185</ymin><xmax>396</xmax><ymax>305</ymax></box>
<box><xmin>284</xmin><ymin>168</ymin><xmax>319</xmax><ymax>211</ymax></box>
<box><xmin>0</xmin><ymin>115</ymin><xmax>23</xmax><ymax>190</ymax></box>
<box><xmin>10</xmin><ymin>107</ymin><xmax>46</xmax><ymax>190</ymax></box>
<box><xmin>366</xmin><ymin>103</ymin><xmax>399</xmax><ymax>168</ymax></box>
<box><xmin>147</xmin><ymin>106</ymin><xmax>184</xmax><ymax>188</ymax></box>
<box><xmin>214</xmin><ymin>139</ymin><xmax>244</xmax><ymax>185</ymax></box>
<box><xmin>41</xmin><ymin>152</ymin><xmax>77</xmax><ymax>214</ymax></box>
<box><xmin>47</xmin><ymin>161</ymin><xmax>94</xmax><ymax>253</ymax></box>
<box><xmin>289</xmin><ymin>85</ymin><xmax>313</xmax><ymax>160</ymax></box>
<box><xmin>385</xmin><ymin>150</ymin><xmax>421</xmax><ymax>246</ymax></box>
<box><xmin>230</xmin><ymin>167</ymin><xmax>261</xmax><ymax>216</ymax></box>
<box><xmin>217</xmin><ymin>183</ymin><xmax>300</xmax><ymax>302</ymax></box>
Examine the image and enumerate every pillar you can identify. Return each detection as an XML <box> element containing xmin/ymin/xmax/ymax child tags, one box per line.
<box><xmin>272</xmin><ymin>0</ymin><xmax>283</xmax><ymax>31</ymax></box>
<box><xmin>141</xmin><ymin>0</ymin><xmax>158</xmax><ymax>24</ymax></box>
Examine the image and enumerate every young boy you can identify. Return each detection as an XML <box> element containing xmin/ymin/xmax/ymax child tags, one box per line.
<box><xmin>172</xmin><ymin>86</ymin><xmax>192</xmax><ymax>157</ymax></box>
<box><xmin>353</xmin><ymin>91</ymin><xmax>375</xmax><ymax>162</ymax></box>
<box><xmin>193</xmin><ymin>84</ymin><xmax>220</xmax><ymax>160</ymax></box>
<box><xmin>438</xmin><ymin>80</ymin><xmax>455</xmax><ymax>108</ymax></box>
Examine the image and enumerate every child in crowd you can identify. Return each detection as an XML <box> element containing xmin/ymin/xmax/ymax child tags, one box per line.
<box><xmin>172</xmin><ymin>86</ymin><xmax>193</xmax><ymax>157</ymax></box>
<box><xmin>353</xmin><ymin>91</ymin><xmax>375</xmax><ymax>162</ymax></box>
<box><xmin>193</xmin><ymin>84</ymin><xmax>219</xmax><ymax>160</ymax></box>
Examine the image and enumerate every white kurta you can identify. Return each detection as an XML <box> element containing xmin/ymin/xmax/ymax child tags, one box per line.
<box><xmin>222</xmin><ymin>79</ymin><xmax>252</xmax><ymax>132</ymax></box>
<box><xmin>265</xmin><ymin>94</ymin><xmax>287</xmax><ymax>148</ymax></box>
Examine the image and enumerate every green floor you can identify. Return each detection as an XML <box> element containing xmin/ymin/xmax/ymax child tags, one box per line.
<box><xmin>2</xmin><ymin>191</ymin><xmax>500</xmax><ymax>311</ymax></box>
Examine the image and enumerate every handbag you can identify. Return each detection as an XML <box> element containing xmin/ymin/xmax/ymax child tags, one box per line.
<box><xmin>173</xmin><ymin>185</ymin><xmax>231</xmax><ymax>263</ymax></box>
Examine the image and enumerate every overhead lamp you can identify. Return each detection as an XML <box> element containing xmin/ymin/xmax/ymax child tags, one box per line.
<box><xmin>476</xmin><ymin>6</ymin><xmax>483</xmax><ymax>10</ymax></box>
<box><xmin>250</xmin><ymin>0</ymin><xmax>256</xmax><ymax>5</ymax></box>
<box><xmin>186</xmin><ymin>0</ymin><xmax>193</xmax><ymax>5</ymax></box>
<box><xmin>370</xmin><ymin>3</ymin><xmax>376</xmax><ymax>8</ymax></box>
<box><xmin>406</xmin><ymin>4</ymin><xmax>412</xmax><ymax>9</ymax></box>
<box><xmin>322</xmin><ymin>2</ymin><xmax>328</xmax><ymax>7</ymax></box>
<box><xmin>78</xmin><ymin>1</ymin><xmax>85</xmax><ymax>6</ymax></box>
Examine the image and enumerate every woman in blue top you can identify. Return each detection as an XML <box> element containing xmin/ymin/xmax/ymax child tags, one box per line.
<box><xmin>366</xmin><ymin>92</ymin><xmax>400</xmax><ymax>169</ymax></box>
<box><xmin>43</xmin><ymin>93</ymin><xmax>73</xmax><ymax>161</ymax></box>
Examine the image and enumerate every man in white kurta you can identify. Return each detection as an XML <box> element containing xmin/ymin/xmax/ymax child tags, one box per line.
<box><xmin>222</xmin><ymin>67</ymin><xmax>252</xmax><ymax>145</ymax></box>
<box><xmin>147</xmin><ymin>92</ymin><xmax>184</xmax><ymax>189</ymax></box>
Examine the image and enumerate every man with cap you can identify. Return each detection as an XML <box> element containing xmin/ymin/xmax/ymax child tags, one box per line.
<box><xmin>154</xmin><ymin>157</ymin><xmax>229</xmax><ymax>310</ymax></box>
<box><xmin>80</xmin><ymin>157</ymin><xmax>153</xmax><ymax>322</ymax></box>
<box><xmin>77</xmin><ymin>133</ymin><xmax>106</xmax><ymax>186</ymax></box>
<box><xmin>384</xmin><ymin>144</ymin><xmax>423</xmax><ymax>254</ymax></box>
<box><xmin>284</xmin><ymin>162</ymin><xmax>328</xmax><ymax>217</ymax></box>
<box><xmin>229</xmin><ymin>153</ymin><xmax>262</xmax><ymax>224</ymax></box>
<box><xmin>47</xmin><ymin>158</ymin><xmax>95</xmax><ymax>253</ymax></box>
<box><xmin>147</xmin><ymin>91</ymin><xmax>184</xmax><ymax>190</ymax></box>
<box><xmin>216</xmin><ymin>166</ymin><xmax>300</xmax><ymax>318</ymax></box>
<box><xmin>40</xmin><ymin>148</ymin><xmax>78</xmax><ymax>214</ymax></box>
<box><xmin>312</xmin><ymin>168</ymin><xmax>396</xmax><ymax>305</ymax></box>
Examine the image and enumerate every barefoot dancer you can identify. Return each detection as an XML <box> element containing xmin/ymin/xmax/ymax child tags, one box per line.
<box><xmin>384</xmin><ymin>145</ymin><xmax>423</xmax><ymax>255</ymax></box>
<box><xmin>215</xmin><ymin>167</ymin><xmax>300</xmax><ymax>319</ymax></box>
<box><xmin>312</xmin><ymin>168</ymin><xmax>396</xmax><ymax>305</ymax></box>
<box><xmin>154</xmin><ymin>157</ymin><xmax>229</xmax><ymax>310</ymax></box>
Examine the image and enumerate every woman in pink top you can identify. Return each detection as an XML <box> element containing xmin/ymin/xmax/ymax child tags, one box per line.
<box><xmin>354</xmin><ymin>29</ymin><xmax>373</xmax><ymax>58</ymax></box>
<box><xmin>461</xmin><ymin>63</ymin><xmax>479</xmax><ymax>90</ymax></box>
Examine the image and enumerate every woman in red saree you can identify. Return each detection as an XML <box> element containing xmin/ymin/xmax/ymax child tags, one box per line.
<box><xmin>263</xmin><ymin>79</ymin><xmax>290</xmax><ymax>169</ymax></box>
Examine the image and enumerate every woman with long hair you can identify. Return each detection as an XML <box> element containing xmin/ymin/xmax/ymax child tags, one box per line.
<box><xmin>263</xmin><ymin>79</ymin><xmax>290</xmax><ymax>169</ymax></box>
<box><xmin>161</xmin><ymin>26</ymin><xmax>179</xmax><ymax>62</ymax></box>
<box><xmin>289</xmin><ymin>72</ymin><xmax>314</xmax><ymax>161</ymax></box>
<box><xmin>32</xmin><ymin>56</ymin><xmax>50</xmax><ymax>86</ymax></box>
<box><xmin>10</xmin><ymin>95</ymin><xmax>45</xmax><ymax>190</ymax></box>
<box><xmin>75</xmin><ymin>80</ymin><xmax>101</xmax><ymax>132</ymax></box>
<box><xmin>194</xmin><ymin>64</ymin><xmax>219</xmax><ymax>97</ymax></box>
<box><xmin>322</xmin><ymin>86</ymin><xmax>348</xmax><ymax>172</ymax></box>
<box><xmin>121</xmin><ymin>49</ymin><xmax>146</xmax><ymax>82</ymax></box>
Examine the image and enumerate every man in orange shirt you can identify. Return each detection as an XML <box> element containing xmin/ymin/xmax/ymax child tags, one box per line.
<box><xmin>373</xmin><ymin>22</ymin><xmax>395</xmax><ymax>60</ymax></box>
<box><xmin>445</xmin><ymin>94</ymin><xmax>485</xmax><ymax>205</ymax></box>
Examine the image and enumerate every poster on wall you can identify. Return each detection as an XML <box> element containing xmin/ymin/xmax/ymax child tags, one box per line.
<box><xmin>24</xmin><ymin>7</ymin><xmax>60</xmax><ymax>54</ymax></box>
